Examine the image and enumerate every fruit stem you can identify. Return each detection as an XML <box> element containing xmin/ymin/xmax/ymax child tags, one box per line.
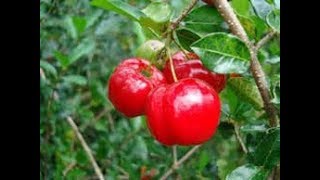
<box><xmin>165</xmin><ymin>32</ymin><xmax>178</xmax><ymax>82</ymax></box>
<box><xmin>173</xmin><ymin>145</ymin><xmax>178</xmax><ymax>166</ymax></box>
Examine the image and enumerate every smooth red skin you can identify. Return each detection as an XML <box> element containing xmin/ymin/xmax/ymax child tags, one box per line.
<box><xmin>145</xmin><ymin>78</ymin><xmax>221</xmax><ymax>146</ymax></box>
<box><xmin>163</xmin><ymin>51</ymin><xmax>227</xmax><ymax>93</ymax></box>
<box><xmin>108</xmin><ymin>58</ymin><xmax>166</xmax><ymax>118</ymax></box>
<box><xmin>202</xmin><ymin>0</ymin><xmax>215</xmax><ymax>5</ymax></box>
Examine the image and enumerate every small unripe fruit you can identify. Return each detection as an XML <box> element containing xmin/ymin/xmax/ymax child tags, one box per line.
<box><xmin>136</xmin><ymin>40</ymin><xmax>165</xmax><ymax>68</ymax></box>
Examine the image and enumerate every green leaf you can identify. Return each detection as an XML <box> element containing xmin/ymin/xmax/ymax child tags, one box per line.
<box><xmin>197</xmin><ymin>150</ymin><xmax>210</xmax><ymax>172</ymax></box>
<box><xmin>72</xmin><ymin>16</ymin><xmax>87</xmax><ymax>35</ymax></box>
<box><xmin>252</xmin><ymin>127</ymin><xmax>280</xmax><ymax>169</ymax></box>
<box><xmin>91</xmin><ymin>0</ymin><xmax>145</xmax><ymax>22</ymax></box>
<box><xmin>63</xmin><ymin>75</ymin><xmax>87</xmax><ymax>86</ymax></box>
<box><xmin>184</xmin><ymin>5</ymin><xmax>227</xmax><ymax>36</ymax></box>
<box><xmin>232</xmin><ymin>0</ymin><xmax>250</xmax><ymax>17</ymax></box>
<box><xmin>240</xmin><ymin>124</ymin><xmax>268</xmax><ymax>133</ymax></box>
<box><xmin>140</xmin><ymin>2</ymin><xmax>172</xmax><ymax>33</ymax></box>
<box><xmin>274</xmin><ymin>0</ymin><xmax>280</xmax><ymax>9</ymax></box>
<box><xmin>228</xmin><ymin>77</ymin><xmax>264</xmax><ymax>110</ymax></box>
<box><xmin>69</xmin><ymin>38</ymin><xmax>95</xmax><ymax>65</ymax></box>
<box><xmin>86</xmin><ymin>10</ymin><xmax>104</xmax><ymax>28</ymax></box>
<box><xmin>238</xmin><ymin>15</ymin><xmax>269</xmax><ymax>41</ymax></box>
<box><xmin>266</xmin><ymin>9</ymin><xmax>280</xmax><ymax>33</ymax></box>
<box><xmin>90</xmin><ymin>81</ymin><xmax>107</xmax><ymax>106</ymax></box>
<box><xmin>226</xmin><ymin>164</ymin><xmax>269</xmax><ymax>180</ymax></box>
<box><xmin>131</xmin><ymin>136</ymin><xmax>148</xmax><ymax>161</ymax></box>
<box><xmin>40</xmin><ymin>60</ymin><xmax>57</xmax><ymax>77</ymax></box>
<box><xmin>54</xmin><ymin>51</ymin><xmax>70</xmax><ymax>68</ymax></box>
<box><xmin>191</xmin><ymin>33</ymin><xmax>250</xmax><ymax>74</ymax></box>
<box><xmin>65</xmin><ymin>16</ymin><xmax>78</xmax><ymax>39</ymax></box>
<box><xmin>250</xmin><ymin>0</ymin><xmax>273</xmax><ymax>19</ymax></box>
<box><xmin>175</xmin><ymin>28</ymin><xmax>201</xmax><ymax>52</ymax></box>
<box><xmin>64</xmin><ymin>16</ymin><xmax>87</xmax><ymax>39</ymax></box>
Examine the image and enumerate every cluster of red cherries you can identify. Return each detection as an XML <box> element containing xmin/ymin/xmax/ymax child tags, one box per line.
<box><xmin>108</xmin><ymin>51</ymin><xmax>227</xmax><ymax>146</ymax></box>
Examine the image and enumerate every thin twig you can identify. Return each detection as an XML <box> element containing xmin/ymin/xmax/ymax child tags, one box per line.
<box><xmin>40</xmin><ymin>68</ymin><xmax>46</xmax><ymax>80</ymax></box>
<box><xmin>63</xmin><ymin>162</ymin><xmax>76</xmax><ymax>176</ymax></box>
<box><xmin>160</xmin><ymin>145</ymin><xmax>201</xmax><ymax>180</ymax></box>
<box><xmin>66</xmin><ymin>116</ymin><xmax>105</xmax><ymax>180</ymax></box>
<box><xmin>233</xmin><ymin>123</ymin><xmax>248</xmax><ymax>154</ymax></box>
<box><xmin>171</xmin><ymin>0</ymin><xmax>199</xmax><ymax>30</ymax></box>
<box><xmin>213</xmin><ymin>0</ymin><xmax>279</xmax><ymax>127</ymax></box>
<box><xmin>106</xmin><ymin>112</ymin><xmax>115</xmax><ymax>132</ymax></box>
<box><xmin>255</xmin><ymin>31</ymin><xmax>277</xmax><ymax>50</ymax></box>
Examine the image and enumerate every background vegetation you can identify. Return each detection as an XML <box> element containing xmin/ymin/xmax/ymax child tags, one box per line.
<box><xmin>40</xmin><ymin>0</ymin><xmax>280</xmax><ymax>179</ymax></box>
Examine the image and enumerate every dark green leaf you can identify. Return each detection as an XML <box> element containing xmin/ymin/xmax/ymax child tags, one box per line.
<box><xmin>175</xmin><ymin>28</ymin><xmax>201</xmax><ymax>52</ymax></box>
<box><xmin>252</xmin><ymin>127</ymin><xmax>280</xmax><ymax>169</ymax></box>
<box><xmin>228</xmin><ymin>77</ymin><xmax>264</xmax><ymax>110</ymax></box>
<box><xmin>69</xmin><ymin>38</ymin><xmax>95</xmax><ymax>65</ymax></box>
<box><xmin>226</xmin><ymin>164</ymin><xmax>269</xmax><ymax>180</ymax></box>
<box><xmin>191</xmin><ymin>33</ymin><xmax>250</xmax><ymax>74</ymax></box>
<box><xmin>63</xmin><ymin>75</ymin><xmax>87</xmax><ymax>86</ymax></box>
<box><xmin>198</xmin><ymin>150</ymin><xmax>210</xmax><ymax>172</ymax></box>
<box><xmin>184</xmin><ymin>5</ymin><xmax>227</xmax><ymax>35</ymax></box>
<box><xmin>238</xmin><ymin>15</ymin><xmax>269</xmax><ymax>41</ymax></box>
<box><xmin>54</xmin><ymin>51</ymin><xmax>70</xmax><ymax>68</ymax></box>
<box><xmin>40</xmin><ymin>60</ymin><xmax>57</xmax><ymax>77</ymax></box>
<box><xmin>250</xmin><ymin>0</ymin><xmax>273</xmax><ymax>19</ymax></box>
<box><xmin>266</xmin><ymin>9</ymin><xmax>280</xmax><ymax>33</ymax></box>
<box><xmin>91</xmin><ymin>0</ymin><xmax>145</xmax><ymax>22</ymax></box>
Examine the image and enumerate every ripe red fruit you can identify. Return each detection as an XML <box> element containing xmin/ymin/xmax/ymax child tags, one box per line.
<box><xmin>108</xmin><ymin>58</ymin><xmax>166</xmax><ymax>118</ymax></box>
<box><xmin>145</xmin><ymin>78</ymin><xmax>221</xmax><ymax>146</ymax></box>
<box><xmin>163</xmin><ymin>51</ymin><xmax>227</xmax><ymax>93</ymax></box>
<box><xmin>202</xmin><ymin>0</ymin><xmax>215</xmax><ymax>5</ymax></box>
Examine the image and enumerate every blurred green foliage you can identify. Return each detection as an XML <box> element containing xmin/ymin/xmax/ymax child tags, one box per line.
<box><xmin>40</xmin><ymin>0</ymin><xmax>279</xmax><ymax>179</ymax></box>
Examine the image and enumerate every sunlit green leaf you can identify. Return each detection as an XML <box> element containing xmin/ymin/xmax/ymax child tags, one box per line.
<box><xmin>191</xmin><ymin>33</ymin><xmax>250</xmax><ymax>74</ymax></box>
<box><xmin>63</xmin><ymin>75</ymin><xmax>87</xmax><ymax>86</ymax></box>
<box><xmin>91</xmin><ymin>0</ymin><xmax>145</xmax><ymax>22</ymax></box>
<box><xmin>226</xmin><ymin>164</ymin><xmax>269</xmax><ymax>180</ymax></box>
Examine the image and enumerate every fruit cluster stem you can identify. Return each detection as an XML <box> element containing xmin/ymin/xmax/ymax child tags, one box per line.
<box><xmin>213</xmin><ymin>0</ymin><xmax>279</xmax><ymax>127</ymax></box>
<box><xmin>160</xmin><ymin>145</ymin><xmax>201</xmax><ymax>180</ymax></box>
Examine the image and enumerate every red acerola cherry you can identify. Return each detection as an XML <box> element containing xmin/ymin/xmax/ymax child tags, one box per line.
<box><xmin>145</xmin><ymin>78</ymin><xmax>221</xmax><ymax>146</ymax></box>
<box><xmin>202</xmin><ymin>0</ymin><xmax>215</xmax><ymax>5</ymax></box>
<box><xmin>163</xmin><ymin>51</ymin><xmax>227</xmax><ymax>93</ymax></box>
<box><xmin>108</xmin><ymin>58</ymin><xmax>166</xmax><ymax>118</ymax></box>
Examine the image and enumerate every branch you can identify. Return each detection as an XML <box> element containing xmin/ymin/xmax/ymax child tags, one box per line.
<box><xmin>255</xmin><ymin>31</ymin><xmax>277</xmax><ymax>50</ymax></box>
<box><xmin>66</xmin><ymin>116</ymin><xmax>105</xmax><ymax>180</ymax></box>
<box><xmin>160</xmin><ymin>145</ymin><xmax>201</xmax><ymax>180</ymax></box>
<box><xmin>213</xmin><ymin>0</ymin><xmax>278</xmax><ymax>127</ymax></box>
<box><xmin>171</xmin><ymin>0</ymin><xmax>198</xmax><ymax>30</ymax></box>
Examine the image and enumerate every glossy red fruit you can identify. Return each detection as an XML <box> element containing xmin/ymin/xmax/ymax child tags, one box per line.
<box><xmin>108</xmin><ymin>58</ymin><xmax>166</xmax><ymax>118</ymax></box>
<box><xmin>202</xmin><ymin>0</ymin><xmax>215</xmax><ymax>5</ymax></box>
<box><xmin>145</xmin><ymin>78</ymin><xmax>221</xmax><ymax>146</ymax></box>
<box><xmin>163</xmin><ymin>51</ymin><xmax>227</xmax><ymax>93</ymax></box>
